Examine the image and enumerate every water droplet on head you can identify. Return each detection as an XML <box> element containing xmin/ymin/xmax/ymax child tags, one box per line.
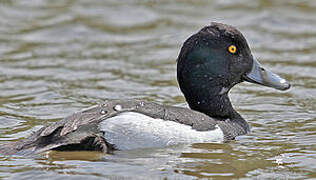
<box><xmin>113</xmin><ymin>104</ymin><xmax>122</xmax><ymax>111</ymax></box>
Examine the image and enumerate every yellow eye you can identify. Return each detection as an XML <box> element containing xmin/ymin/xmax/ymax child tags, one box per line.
<box><xmin>228</xmin><ymin>45</ymin><xmax>237</xmax><ymax>54</ymax></box>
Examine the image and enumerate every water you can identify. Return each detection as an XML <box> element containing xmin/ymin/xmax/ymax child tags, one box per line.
<box><xmin>0</xmin><ymin>0</ymin><xmax>315</xmax><ymax>179</ymax></box>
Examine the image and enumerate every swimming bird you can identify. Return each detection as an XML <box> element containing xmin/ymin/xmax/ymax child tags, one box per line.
<box><xmin>0</xmin><ymin>22</ymin><xmax>290</xmax><ymax>155</ymax></box>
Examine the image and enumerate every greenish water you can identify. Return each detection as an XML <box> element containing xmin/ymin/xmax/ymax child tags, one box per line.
<box><xmin>0</xmin><ymin>0</ymin><xmax>315</xmax><ymax>179</ymax></box>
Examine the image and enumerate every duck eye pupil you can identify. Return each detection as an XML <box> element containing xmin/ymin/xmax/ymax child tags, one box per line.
<box><xmin>228</xmin><ymin>45</ymin><xmax>237</xmax><ymax>54</ymax></box>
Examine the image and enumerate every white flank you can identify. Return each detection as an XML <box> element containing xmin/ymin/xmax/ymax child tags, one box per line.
<box><xmin>99</xmin><ymin>112</ymin><xmax>224</xmax><ymax>150</ymax></box>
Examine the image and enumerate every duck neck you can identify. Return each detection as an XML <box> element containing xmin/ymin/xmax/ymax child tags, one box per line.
<box><xmin>184</xmin><ymin>85</ymin><xmax>240</xmax><ymax>120</ymax></box>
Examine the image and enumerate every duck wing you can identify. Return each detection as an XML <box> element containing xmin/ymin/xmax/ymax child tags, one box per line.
<box><xmin>0</xmin><ymin>100</ymin><xmax>236</xmax><ymax>156</ymax></box>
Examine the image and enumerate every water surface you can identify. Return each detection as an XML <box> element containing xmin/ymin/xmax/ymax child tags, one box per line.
<box><xmin>0</xmin><ymin>0</ymin><xmax>315</xmax><ymax>179</ymax></box>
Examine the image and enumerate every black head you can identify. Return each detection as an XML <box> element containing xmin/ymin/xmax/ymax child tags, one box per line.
<box><xmin>177</xmin><ymin>22</ymin><xmax>290</xmax><ymax>118</ymax></box>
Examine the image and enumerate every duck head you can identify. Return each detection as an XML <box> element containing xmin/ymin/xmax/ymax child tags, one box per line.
<box><xmin>177</xmin><ymin>22</ymin><xmax>290</xmax><ymax>118</ymax></box>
